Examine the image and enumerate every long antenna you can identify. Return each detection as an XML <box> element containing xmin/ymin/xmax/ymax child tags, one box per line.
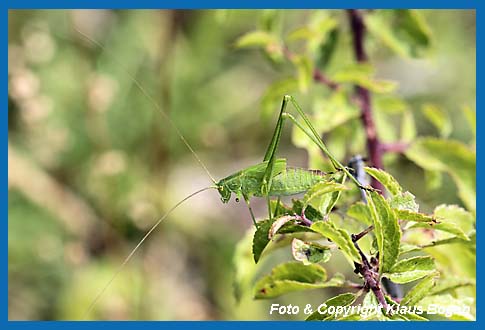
<box><xmin>75</xmin><ymin>28</ymin><xmax>217</xmax><ymax>184</ymax></box>
<box><xmin>82</xmin><ymin>186</ymin><xmax>215</xmax><ymax>320</ymax></box>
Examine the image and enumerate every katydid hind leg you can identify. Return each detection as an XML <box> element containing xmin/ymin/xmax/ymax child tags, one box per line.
<box><xmin>285</xmin><ymin>96</ymin><xmax>368</xmax><ymax>190</ymax></box>
<box><xmin>261</xmin><ymin>96</ymin><xmax>290</xmax><ymax>202</ymax></box>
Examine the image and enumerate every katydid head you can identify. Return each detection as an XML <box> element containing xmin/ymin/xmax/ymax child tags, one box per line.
<box><xmin>215</xmin><ymin>182</ymin><xmax>232</xmax><ymax>203</ymax></box>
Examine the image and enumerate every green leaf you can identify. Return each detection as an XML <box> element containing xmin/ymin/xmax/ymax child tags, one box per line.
<box><xmin>252</xmin><ymin>219</ymin><xmax>272</xmax><ymax>263</ymax></box>
<box><xmin>253</xmin><ymin>217</ymin><xmax>315</xmax><ymax>262</ymax></box>
<box><xmin>313</xmin><ymin>91</ymin><xmax>360</xmax><ymax>134</ymax></box>
<box><xmin>306</xmin><ymin>293</ymin><xmax>357</xmax><ymax>321</ymax></box>
<box><xmin>429</xmin><ymin>277</ymin><xmax>475</xmax><ymax>296</ymax></box>
<box><xmin>287</xmin><ymin>13</ymin><xmax>336</xmax><ymax>45</ymax></box>
<box><xmin>395</xmin><ymin>209</ymin><xmax>437</xmax><ymax>224</ymax></box>
<box><xmin>401</xmin><ymin>271</ymin><xmax>439</xmax><ymax>306</ymax></box>
<box><xmin>314</xmin><ymin>173</ymin><xmax>347</xmax><ymax>216</ymax></box>
<box><xmin>364</xmin><ymin>167</ymin><xmax>402</xmax><ymax>196</ymax></box>
<box><xmin>401</xmin><ymin>109</ymin><xmax>417</xmax><ymax>142</ymax></box>
<box><xmin>419</xmin><ymin>294</ymin><xmax>475</xmax><ymax>320</ymax></box>
<box><xmin>316</xmin><ymin>27</ymin><xmax>339</xmax><ymax>69</ymax></box>
<box><xmin>293</xmin><ymin>55</ymin><xmax>313</xmax><ymax>93</ymax></box>
<box><xmin>385</xmin><ymin>296</ymin><xmax>428</xmax><ymax>321</ymax></box>
<box><xmin>390</xmin><ymin>191</ymin><xmax>419</xmax><ymax>212</ymax></box>
<box><xmin>366</xmin><ymin>14</ymin><xmax>409</xmax><ymax>57</ymax></box>
<box><xmin>463</xmin><ymin>105</ymin><xmax>476</xmax><ymax>138</ymax></box>
<box><xmin>287</xmin><ymin>26</ymin><xmax>314</xmax><ymax>41</ymax></box>
<box><xmin>385</xmin><ymin>256</ymin><xmax>436</xmax><ymax>283</ymax></box>
<box><xmin>366</xmin><ymin>10</ymin><xmax>432</xmax><ymax>58</ymax></box>
<box><xmin>399</xmin><ymin>243</ymin><xmax>421</xmax><ymax>255</ymax></box>
<box><xmin>406</xmin><ymin>204</ymin><xmax>473</xmax><ymax>241</ymax></box>
<box><xmin>311</xmin><ymin>220</ymin><xmax>361</xmax><ymax>263</ymax></box>
<box><xmin>405</xmin><ymin>138</ymin><xmax>476</xmax><ymax>212</ymax></box>
<box><xmin>261</xmin><ymin>78</ymin><xmax>298</xmax><ymax>120</ymax></box>
<box><xmin>422</xmin><ymin>104</ymin><xmax>452</xmax><ymax>138</ymax></box>
<box><xmin>425</xmin><ymin>170</ymin><xmax>443</xmax><ymax>191</ymax></box>
<box><xmin>253</xmin><ymin>262</ymin><xmax>344</xmax><ymax>299</ymax></box>
<box><xmin>421</xmin><ymin>234</ymin><xmax>474</xmax><ymax>248</ymax></box>
<box><xmin>259</xmin><ymin>10</ymin><xmax>281</xmax><ymax>33</ymax></box>
<box><xmin>394</xmin><ymin>10</ymin><xmax>432</xmax><ymax>57</ymax></box>
<box><xmin>434</xmin><ymin>204</ymin><xmax>475</xmax><ymax>234</ymax></box>
<box><xmin>374</xmin><ymin>95</ymin><xmax>408</xmax><ymax>114</ymax></box>
<box><xmin>410</xmin><ymin>221</ymin><xmax>469</xmax><ymax>241</ymax></box>
<box><xmin>234</xmin><ymin>30</ymin><xmax>278</xmax><ymax>48</ymax></box>
<box><xmin>291</xmin><ymin>238</ymin><xmax>331</xmax><ymax>265</ymax></box>
<box><xmin>367</xmin><ymin>192</ymin><xmax>401</xmax><ymax>273</ymax></box>
<box><xmin>411</xmin><ymin>205</ymin><xmax>475</xmax><ymax>241</ymax></box>
<box><xmin>291</xmin><ymin>199</ymin><xmax>324</xmax><ymax>222</ymax></box>
<box><xmin>347</xmin><ymin>201</ymin><xmax>372</xmax><ymax>225</ymax></box>
<box><xmin>331</xmin><ymin>63</ymin><xmax>397</xmax><ymax>93</ymax></box>
<box><xmin>233</xmin><ymin>227</ymin><xmax>258</xmax><ymax>302</ymax></box>
<box><xmin>302</xmin><ymin>181</ymin><xmax>346</xmax><ymax>216</ymax></box>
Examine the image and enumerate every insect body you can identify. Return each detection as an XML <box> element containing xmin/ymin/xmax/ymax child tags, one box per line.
<box><xmin>216</xmin><ymin>159</ymin><xmax>333</xmax><ymax>203</ymax></box>
<box><xmin>215</xmin><ymin>158</ymin><xmax>336</xmax><ymax>226</ymax></box>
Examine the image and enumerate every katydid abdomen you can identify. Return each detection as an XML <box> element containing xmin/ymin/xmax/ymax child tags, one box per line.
<box><xmin>265</xmin><ymin>168</ymin><xmax>330</xmax><ymax>196</ymax></box>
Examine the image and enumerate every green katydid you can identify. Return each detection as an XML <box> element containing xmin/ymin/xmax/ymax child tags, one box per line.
<box><xmin>80</xmin><ymin>31</ymin><xmax>372</xmax><ymax>319</ymax></box>
<box><xmin>214</xmin><ymin>95</ymin><xmax>369</xmax><ymax>227</ymax></box>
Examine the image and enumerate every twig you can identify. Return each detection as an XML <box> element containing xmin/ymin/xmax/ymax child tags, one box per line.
<box><xmin>352</xmin><ymin>238</ymin><xmax>389</xmax><ymax>311</ymax></box>
<box><xmin>352</xmin><ymin>225</ymin><xmax>374</xmax><ymax>242</ymax></box>
<box><xmin>312</xmin><ymin>69</ymin><xmax>340</xmax><ymax>90</ymax></box>
<box><xmin>381</xmin><ymin>141</ymin><xmax>410</xmax><ymax>154</ymax></box>
<box><xmin>347</xmin><ymin>9</ymin><xmax>403</xmax><ymax>302</ymax></box>
<box><xmin>347</xmin><ymin>9</ymin><xmax>384</xmax><ymax>192</ymax></box>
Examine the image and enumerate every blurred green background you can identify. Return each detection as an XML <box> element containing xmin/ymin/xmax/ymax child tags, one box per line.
<box><xmin>8</xmin><ymin>10</ymin><xmax>475</xmax><ymax>320</ymax></box>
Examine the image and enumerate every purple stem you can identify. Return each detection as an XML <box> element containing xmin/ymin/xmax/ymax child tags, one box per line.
<box><xmin>347</xmin><ymin>9</ymin><xmax>384</xmax><ymax>192</ymax></box>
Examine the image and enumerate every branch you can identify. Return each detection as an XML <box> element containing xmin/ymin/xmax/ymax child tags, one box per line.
<box><xmin>312</xmin><ymin>68</ymin><xmax>340</xmax><ymax>90</ymax></box>
<box><xmin>381</xmin><ymin>141</ymin><xmax>410</xmax><ymax>154</ymax></box>
<box><xmin>347</xmin><ymin>9</ymin><xmax>384</xmax><ymax>192</ymax></box>
<box><xmin>347</xmin><ymin>9</ymin><xmax>403</xmax><ymax>302</ymax></box>
<box><xmin>352</xmin><ymin>235</ymin><xmax>389</xmax><ymax>311</ymax></box>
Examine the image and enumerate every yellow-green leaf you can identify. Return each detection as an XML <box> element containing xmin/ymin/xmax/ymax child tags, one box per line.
<box><xmin>367</xmin><ymin>192</ymin><xmax>401</xmax><ymax>273</ymax></box>
<box><xmin>347</xmin><ymin>202</ymin><xmax>372</xmax><ymax>225</ymax></box>
<box><xmin>291</xmin><ymin>238</ymin><xmax>331</xmax><ymax>265</ymax></box>
<box><xmin>302</xmin><ymin>181</ymin><xmax>346</xmax><ymax>216</ymax></box>
<box><xmin>235</xmin><ymin>30</ymin><xmax>278</xmax><ymax>48</ymax></box>
<box><xmin>405</xmin><ymin>138</ymin><xmax>476</xmax><ymax>213</ymax></box>
<box><xmin>422</xmin><ymin>104</ymin><xmax>452</xmax><ymax>138</ymax></box>
<box><xmin>419</xmin><ymin>294</ymin><xmax>475</xmax><ymax>320</ymax></box>
<box><xmin>306</xmin><ymin>293</ymin><xmax>358</xmax><ymax>321</ymax></box>
<box><xmin>401</xmin><ymin>271</ymin><xmax>439</xmax><ymax>306</ymax></box>
<box><xmin>254</xmin><ymin>262</ymin><xmax>344</xmax><ymax>299</ymax></box>
<box><xmin>365</xmin><ymin>167</ymin><xmax>402</xmax><ymax>196</ymax></box>
<box><xmin>385</xmin><ymin>256</ymin><xmax>436</xmax><ymax>283</ymax></box>
<box><xmin>311</xmin><ymin>220</ymin><xmax>361</xmax><ymax>263</ymax></box>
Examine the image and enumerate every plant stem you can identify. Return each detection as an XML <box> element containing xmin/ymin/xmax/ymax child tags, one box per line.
<box><xmin>347</xmin><ymin>9</ymin><xmax>403</xmax><ymax>302</ymax></box>
<box><xmin>347</xmin><ymin>9</ymin><xmax>384</xmax><ymax>192</ymax></box>
<box><xmin>352</xmin><ymin>236</ymin><xmax>389</xmax><ymax>311</ymax></box>
<box><xmin>381</xmin><ymin>141</ymin><xmax>410</xmax><ymax>154</ymax></box>
<box><xmin>312</xmin><ymin>69</ymin><xmax>339</xmax><ymax>90</ymax></box>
